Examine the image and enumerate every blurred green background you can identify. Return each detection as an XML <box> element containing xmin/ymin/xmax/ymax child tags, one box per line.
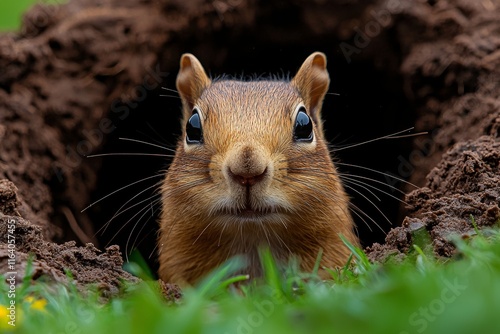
<box><xmin>0</xmin><ymin>0</ymin><xmax>61</xmax><ymax>32</ymax></box>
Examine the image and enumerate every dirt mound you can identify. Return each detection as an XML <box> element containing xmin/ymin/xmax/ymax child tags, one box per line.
<box><xmin>367</xmin><ymin>136</ymin><xmax>500</xmax><ymax>262</ymax></box>
<box><xmin>400</xmin><ymin>0</ymin><xmax>500</xmax><ymax>190</ymax></box>
<box><xmin>0</xmin><ymin>0</ymin><xmax>499</xmax><ymax>284</ymax></box>
<box><xmin>0</xmin><ymin>179</ymin><xmax>138</xmax><ymax>296</ymax></box>
<box><xmin>366</xmin><ymin>0</ymin><xmax>500</xmax><ymax>261</ymax></box>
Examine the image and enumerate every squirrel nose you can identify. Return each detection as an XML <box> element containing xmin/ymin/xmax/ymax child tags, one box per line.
<box><xmin>226</xmin><ymin>145</ymin><xmax>268</xmax><ymax>187</ymax></box>
<box><xmin>228</xmin><ymin>167</ymin><xmax>267</xmax><ymax>187</ymax></box>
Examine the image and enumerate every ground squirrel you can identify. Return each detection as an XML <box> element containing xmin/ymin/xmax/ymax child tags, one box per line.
<box><xmin>158</xmin><ymin>52</ymin><xmax>358</xmax><ymax>284</ymax></box>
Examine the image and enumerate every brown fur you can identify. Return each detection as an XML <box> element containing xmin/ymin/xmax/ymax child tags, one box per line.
<box><xmin>158</xmin><ymin>52</ymin><xmax>358</xmax><ymax>285</ymax></box>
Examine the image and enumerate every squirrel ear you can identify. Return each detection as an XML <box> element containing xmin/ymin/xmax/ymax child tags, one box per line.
<box><xmin>176</xmin><ymin>54</ymin><xmax>211</xmax><ymax>110</ymax></box>
<box><xmin>292</xmin><ymin>52</ymin><xmax>330</xmax><ymax>123</ymax></box>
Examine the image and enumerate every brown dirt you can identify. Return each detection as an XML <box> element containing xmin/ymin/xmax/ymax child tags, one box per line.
<box><xmin>0</xmin><ymin>0</ymin><xmax>499</xmax><ymax>288</ymax></box>
<box><xmin>0</xmin><ymin>179</ymin><xmax>138</xmax><ymax>296</ymax></box>
<box><xmin>367</xmin><ymin>136</ymin><xmax>500</xmax><ymax>262</ymax></box>
<box><xmin>365</xmin><ymin>0</ymin><xmax>500</xmax><ymax>261</ymax></box>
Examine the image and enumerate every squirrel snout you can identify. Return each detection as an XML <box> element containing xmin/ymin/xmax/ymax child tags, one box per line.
<box><xmin>225</xmin><ymin>146</ymin><xmax>269</xmax><ymax>187</ymax></box>
<box><xmin>228</xmin><ymin>166</ymin><xmax>268</xmax><ymax>186</ymax></box>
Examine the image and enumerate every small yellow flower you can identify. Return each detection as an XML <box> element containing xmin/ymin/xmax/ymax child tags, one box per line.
<box><xmin>25</xmin><ymin>296</ymin><xmax>47</xmax><ymax>312</ymax></box>
<box><xmin>30</xmin><ymin>299</ymin><xmax>47</xmax><ymax>311</ymax></box>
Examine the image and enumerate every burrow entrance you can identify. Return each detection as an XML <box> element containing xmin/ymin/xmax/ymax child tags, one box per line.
<box><xmin>87</xmin><ymin>33</ymin><xmax>416</xmax><ymax>272</ymax></box>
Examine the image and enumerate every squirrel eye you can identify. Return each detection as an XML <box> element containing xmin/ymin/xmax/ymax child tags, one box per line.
<box><xmin>186</xmin><ymin>109</ymin><xmax>203</xmax><ymax>144</ymax></box>
<box><xmin>293</xmin><ymin>108</ymin><xmax>313</xmax><ymax>142</ymax></box>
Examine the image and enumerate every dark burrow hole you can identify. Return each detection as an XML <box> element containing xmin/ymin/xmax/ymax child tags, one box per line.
<box><xmin>86</xmin><ymin>37</ymin><xmax>416</xmax><ymax>275</ymax></box>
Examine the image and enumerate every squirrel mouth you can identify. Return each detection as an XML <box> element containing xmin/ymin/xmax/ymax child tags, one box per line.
<box><xmin>220</xmin><ymin>205</ymin><xmax>279</xmax><ymax>219</ymax></box>
<box><xmin>238</xmin><ymin>207</ymin><xmax>272</xmax><ymax>218</ymax></box>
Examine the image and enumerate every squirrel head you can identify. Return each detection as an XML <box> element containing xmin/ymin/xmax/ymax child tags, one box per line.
<box><xmin>159</xmin><ymin>53</ymin><xmax>355</xmax><ymax>284</ymax></box>
<box><xmin>166</xmin><ymin>52</ymin><xmax>345</xmax><ymax>232</ymax></box>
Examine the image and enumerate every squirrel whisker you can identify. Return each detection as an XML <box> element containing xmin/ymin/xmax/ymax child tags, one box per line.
<box><xmin>284</xmin><ymin>167</ymin><xmax>408</xmax><ymax>195</ymax></box>
<box><xmin>342</xmin><ymin>183</ymin><xmax>392</xmax><ymax>227</ymax></box>
<box><xmin>160</xmin><ymin>87</ymin><xmax>179</xmax><ymax>93</ymax></box>
<box><xmin>267</xmin><ymin>223</ymin><xmax>292</xmax><ymax>254</ymax></box>
<box><xmin>169</xmin><ymin>167</ymin><xmax>219</xmax><ymax>174</ymax></box>
<box><xmin>129</xmin><ymin>202</ymin><xmax>161</xmax><ymax>254</ymax></box>
<box><xmin>106</xmin><ymin>193</ymin><xmax>161</xmax><ymax>248</ymax></box>
<box><xmin>119</xmin><ymin>137</ymin><xmax>174</xmax><ymax>151</ymax></box>
<box><xmin>338</xmin><ymin>173</ymin><xmax>406</xmax><ymax>195</ymax></box>
<box><xmin>217</xmin><ymin>220</ymin><xmax>229</xmax><ymax>247</ymax></box>
<box><xmin>82</xmin><ymin>174</ymin><xmax>163</xmax><ymax>212</ymax></box>
<box><xmin>338</xmin><ymin>176</ymin><xmax>382</xmax><ymax>201</ymax></box>
<box><xmin>336</xmin><ymin>162</ymin><xmax>419</xmax><ymax>189</ymax></box>
<box><xmin>280</xmin><ymin>174</ymin><xmax>383</xmax><ymax>233</ymax></box>
<box><xmin>125</xmin><ymin>198</ymin><xmax>162</xmax><ymax>260</ymax></box>
<box><xmin>98</xmin><ymin>182</ymin><xmax>163</xmax><ymax>235</ymax></box>
<box><xmin>160</xmin><ymin>94</ymin><xmax>181</xmax><ymax>99</ymax></box>
<box><xmin>285</xmin><ymin>167</ymin><xmax>407</xmax><ymax>203</ymax></box>
<box><xmin>87</xmin><ymin>152</ymin><xmax>175</xmax><ymax>158</ymax></box>
<box><xmin>277</xmin><ymin>176</ymin><xmax>350</xmax><ymax>229</ymax></box>
<box><xmin>339</xmin><ymin>175</ymin><xmax>409</xmax><ymax>205</ymax></box>
<box><xmin>192</xmin><ymin>218</ymin><xmax>218</xmax><ymax>246</ymax></box>
<box><xmin>160</xmin><ymin>87</ymin><xmax>181</xmax><ymax>100</ymax></box>
<box><xmin>280</xmin><ymin>175</ymin><xmax>348</xmax><ymax>205</ymax></box>
<box><xmin>329</xmin><ymin>127</ymin><xmax>418</xmax><ymax>152</ymax></box>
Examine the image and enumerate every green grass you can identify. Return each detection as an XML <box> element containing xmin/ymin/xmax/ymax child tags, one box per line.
<box><xmin>2</xmin><ymin>227</ymin><xmax>500</xmax><ymax>334</ymax></box>
<box><xmin>0</xmin><ymin>0</ymin><xmax>63</xmax><ymax>32</ymax></box>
